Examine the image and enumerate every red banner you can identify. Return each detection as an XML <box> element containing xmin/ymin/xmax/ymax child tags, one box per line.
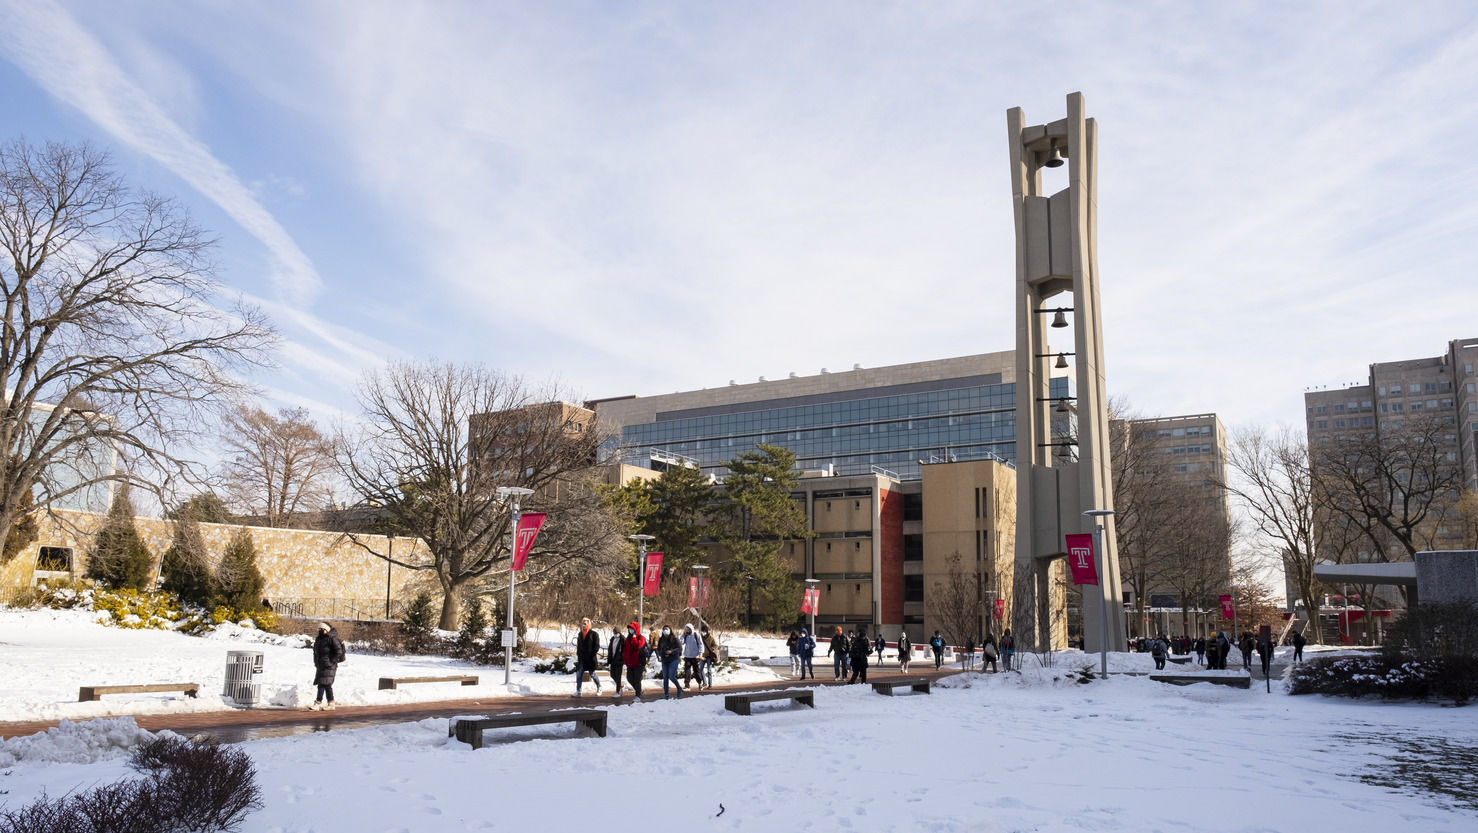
<box><xmin>1219</xmin><ymin>594</ymin><xmax>1234</xmax><ymax>620</ymax></box>
<box><xmin>642</xmin><ymin>553</ymin><xmax>664</xmax><ymax>596</ymax></box>
<box><xmin>993</xmin><ymin>599</ymin><xmax>1005</xmax><ymax>620</ymax></box>
<box><xmin>800</xmin><ymin>587</ymin><xmax>819</xmax><ymax>615</ymax></box>
<box><xmin>1065</xmin><ymin>534</ymin><xmax>1098</xmax><ymax>586</ymax></box>
<box><xmin>688</xmin><ymin>576</ymin><xmax>710</xmax><ymax>608</ymax></box>
<box><xmin>511</xmin><ymin>512</ymin><xmax>547</xmax><ymax>571</ymax></box>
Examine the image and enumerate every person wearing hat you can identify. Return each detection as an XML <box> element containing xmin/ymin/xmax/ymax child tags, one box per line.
<box><xmin>310</xmin><ymin>622</ymin><xmax>346</xmax><ymax>710</ymax></box>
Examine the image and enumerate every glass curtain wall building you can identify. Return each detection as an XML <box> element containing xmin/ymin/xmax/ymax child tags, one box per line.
<box><xmin>593</xmin><ymin>352</ymin><xmax>1070</xmax><ymax>481</ymax></box>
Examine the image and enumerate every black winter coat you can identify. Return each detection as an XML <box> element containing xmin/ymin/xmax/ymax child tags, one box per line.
<box><xmin>608</xmin><ymin>634</ymin><xmax>626</xmax><ymax>669</ymax></box>
<box><xmin>657</xmin><ymin>632</ymin><xmax>681</xmax><ymax>663</ymax></box>
<box><xmin>575</xmin><ymin>628</ymin><xmax>601</xmax><ymax>669</ymax></box>
<box><xmin>848</xmin><ymin>635</ymin><xmax>870</xmax><ymax>664</ymax></box>
<box><xmin>313</xmin><ymin>629</ymin><xmax>345</xmax><ymax>686</ymax></box>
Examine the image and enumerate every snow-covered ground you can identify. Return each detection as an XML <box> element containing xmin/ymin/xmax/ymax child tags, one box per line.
<box><xmin>0</xmin><ymin>608</ymin><xmax>788</xmax><ymax>721</ymax></box>
<box><xmin>4</xmin><ymin>607</ymin><xmax>1475</xmax><ymax>830</ymax></box>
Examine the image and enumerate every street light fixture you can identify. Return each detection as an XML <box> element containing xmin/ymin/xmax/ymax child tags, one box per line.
<box><xmin>496</xmin><ymin>486</ymin><xmax>535</xmax><ymax>685</ymax></box>
<box><xmin>1083</xmin><ymin>508</ymin><xmax>1115</xmax><ymax>678</ymax></box>
<box><xmin>629</xmin><ymin>534</ymin><xmax>655</xmax><ymax>634</ymax></box>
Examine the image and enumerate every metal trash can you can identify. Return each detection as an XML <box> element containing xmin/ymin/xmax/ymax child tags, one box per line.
<box><xmin>223</xmin><ymin>650</ymin><xmax>263</xmax><ymax>706</ymax></box>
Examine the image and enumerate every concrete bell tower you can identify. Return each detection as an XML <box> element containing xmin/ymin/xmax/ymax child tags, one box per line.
<box><xmin>1007</xmin><ymin>91</ymin><xmax>1125</xmax><ymax>654</ymax></box>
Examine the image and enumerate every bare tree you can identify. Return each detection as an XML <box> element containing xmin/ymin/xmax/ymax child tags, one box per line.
<box><xmin>1109</xmin><ymin>408</ymin><xmax>1179</xmax><ymax>637</ymax></box>
<box><xmin>0</xmin><ymin>139</ymin><xmax>274</xmax><ymax>552</ymax></box>
<box><xmin>219</xmin><ymin>404</ymin><xmax>335</xmax><ymax>527</ymax></box>
<box><xmin>1221</xmin><ymin>426</ymin><xmax>1328</xmax><ymax>642</ymax></box>
<box><xmin>337</xmin><ymin>361</ymin><xmax>616</xmax><ymax>629</ymax></box>
<box><xmin>927</xmin><ymin>552</ymin><xmax>983</xmax><ymax>646</ymax></box>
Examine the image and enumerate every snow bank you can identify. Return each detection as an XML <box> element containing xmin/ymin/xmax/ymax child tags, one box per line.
<box><xmin>0</xmin><ymin>717</ymin><xmax>158</xmax><ymax>767</ymax></box>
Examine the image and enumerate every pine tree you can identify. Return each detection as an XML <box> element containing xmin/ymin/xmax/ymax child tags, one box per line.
<box><xmin>159</xmin><ymin>515</ymin><xmax>216</xmax><ymax>607</ymax></box>
<box><xmin>87</xmin><ymin>485</ymin><xmax>154</xmax><ymax>590</ymax></box>
<box><xmin>214</xmin><ymin>528</ymin><xmax>264</xmax><ymax>611</ymax></box>
<box><xmin>457</xmin><ymin>598</ymin><xmax>489</xmax><ymax>657</ymax></box>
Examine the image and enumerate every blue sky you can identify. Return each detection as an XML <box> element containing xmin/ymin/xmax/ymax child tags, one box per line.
<box><xmin>2</xmin><ymin>0</ymin><xmax>1476</xmax><ymax>437</ymax></box>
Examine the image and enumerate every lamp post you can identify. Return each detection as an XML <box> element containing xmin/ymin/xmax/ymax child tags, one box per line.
<box><xmin>1083</xmin><ymin>508</ymin><xmax>1115</xmax><ymax>678</ymax></box>
<box><xmin>629</xmin><ymin>534</ymin><xmax>655</xmax><ymax>634</ymax></box>
<box><xmin>804</xmin><ymin>578</ymin><xmax>820</xmax><ymax>635</ymax></box>
<box><xmin>497</xmin><ymin>486</ymin><xmax>535</xmax><ymax>685</ymax></box>
<box><xmin>1230</xmin><ymin>583</ymin><xmax>1240</xmax><ymax>642</ymax></box>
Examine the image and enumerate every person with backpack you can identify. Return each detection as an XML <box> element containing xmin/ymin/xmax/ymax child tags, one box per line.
<box><xmin>700</xmin><ymin>624</ymin><xmax>719</xmax><ymax>689</ymax></box>
<box><xmin>796</xmin><ymin>628</ymin><xmax>816</xmax><ymax>679</ymax></box>
<box><xmin>848</xmin><ymin>627</ymin><xmax>871</xmax><ymax>684</ymax></box>
<box><xmin>620</xmin><ymin>622</ymin><xmax>648</xmax><ymax>701</ymax></box>
<box><xmin>1150</xmin><ymin>635</ymin><xmax>1167</xmax><ymax>670</ymax></box>
<box><xmin>1239</xmin><ymin>633</ymin><xmax>1255</xmax><ymax>670</ymax></box>
<box><xmin>680</xmin><ymin>623</ymin><xmax>704</xmax><ymax>690</ymax></box>
<box><xmin>1291</xmin><ymin>630</ymin><xmax>1306</xmax><ymax>664</ymax></box>
<box><xmin>898</xmin><ymin>632</ymin><xmax>912</xmax><ymax>673</ymax></box>
<box><xmin>657</xmin><ymin>626</ymin><xmax>684</xmax><ymax>699</ymax></box>
<box><xmin>310</xmin><ymin>622</ymin><xmax>346</xmax><ymax>710</ymax></box>
<box><xmin>827</xmin><ymin>626</ymin><xmax>849</xmax><ymax>681</ymax></box>
<box><xmin>981</xmin><ymin>632</ymin><xmax>998</xmax><ymax>672</ymax></box>
<box><xmin>930</xmin><ymin>631</ymin><xmax>945</xmax><ymax>669</ymax></box>
<box><xmin>787</xmin><ymin>631</ymin><xmax>800</xmax><ymax>676</ymax></box>
<box><xmin>607</xmin><ymin>626</ymin><xmax>626</xmax><ymax>698</ymax></box>
<box><xmin>573</xmin><ymin>617</ymin><xmax>603</xmax><ymax>697</ymax></box>
<box><xmin>1215</xmin><ymin>631</ymin><xmax>1232</xmax><ymax>670</ymax></box>
<box><xmin>999</xmin><ymin>629</ymin><xmax>1015</xmax><ymax>671</ymax></box>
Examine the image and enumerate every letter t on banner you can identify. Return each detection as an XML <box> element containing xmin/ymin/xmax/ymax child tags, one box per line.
<box><xmin>510</xmin><ymin>513</ymin><xmax>547</xmax><ymax>571</ymax></box>
<box><xmin>642</xmin><ymin>553</ymin><xmax>665</xmax><ymax>596</ymax></box>
<box><xmin>1064</xmin><ymin>533</ymin><xmax>1099</xmax><ymax>585</ymax></box>
<box><xmin>1219</xmin><ymin>594</ymin><xmax>1234</xmax><ymax>620</ymax></box>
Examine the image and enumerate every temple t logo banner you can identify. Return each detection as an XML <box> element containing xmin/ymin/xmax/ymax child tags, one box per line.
<box><xmin>1065</xmin><ymin>533</ymin><xmax>1099</xmax><ymax>586</ymax></box>
<box><xmin>511</xmin><ymin>513</ymin><xmax>547</xmax><ymax>571</ymax></box>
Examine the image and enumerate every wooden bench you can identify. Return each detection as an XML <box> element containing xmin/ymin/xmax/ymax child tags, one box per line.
<box><xmin>379</xmin><ymin>675</ymin><xmax>478</xmax><ymax>690</ymax></box>
<box><xmin>1150</xmin><ymin>674</ymin><xmax>1250</xmax><ymax>689</ymax></box>
<box><xmin>449</xmin><ymin>709</ymin><xmax>607</xmax><ymax>748</ymax></box>
<box><xmin>724</xmin><ymin>689</ymin><xmax>815</xmax><ymax>715</ymax></box>
<box><xmin>78</xmin><ymin>683</ymin><xmax>199</xmax><ymax>702</ymax></box>
<box><xmin>872</xmin><ymin>678</ymin><xmax>931</xmax><ymax>696</ymax></box>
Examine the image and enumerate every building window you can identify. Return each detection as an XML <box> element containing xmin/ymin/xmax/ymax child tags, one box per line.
<box><xmin>36</xmin><ymin>546</ymin><xmax>72</xmax><ymax>572</ymax></box>
<box><xmin>904</xmin><ymin>575</ymin><xmax>924</xmax><ymax>602</ymax></box>
<box><xmin>1425</xmin><ymin>383</ymin><xmax>1437</xmax><ymax>393</ymax></box>
<box><xmin>902</xmin><ymin>493</ymin><xmax>922</xmax><ymax>522</ymax></box>
<box><xmin>903</xmin><ymin>535</ymin><xmax>923</xmax><ymax>561</ymax></box>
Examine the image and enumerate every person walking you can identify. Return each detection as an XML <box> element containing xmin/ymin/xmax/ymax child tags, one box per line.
<box><xmin>848</xmin><ymin>627</ymin><xmax>870</xmax><ymax>684</ymax></box>
<box><xmin>573</xmin><ymin>617</ymin><xmax>603</xmax><ymax>697</ymax></box>
<box><xmin>999</xmin><ymin>629</ymin><xmax>1015</xmax><ymax>672</ymax></box>
<box><xmin>1239</xmin><ymin>632</ymin><xmax>1254</xmax><ymax>670</ymax></box>
<box><xmin>310</xmin><ymin>622</ymin><xmax>345</xmax><ymax>710</ymax></box>
<box><xmin>1194</xmin><ymin>636</ymin><xmax>1206</xmax><ymax>666</ymax></box>
<box><xmin>1150</xmin><ymin>635</ymin><xmax>1167</xmax><ymax>671</ymax></box>
<box><xmin>873</xmin><ymin>632</ymin><xmax>886</xmax><ymax>663</ymax></box>
<box><xmin>981</xmin><ymin>633</ymin><xmax>998</xmax><ymax>672</ymax></box>
<box><xmin>1215</xmin><ymin>631</ymin><xmax>1232</xmax><ymax>670</ymax></box>
<box><xmin>700</xmin><ymin>624</ymin><xmax>719</xmax><ymax>689</ymax></box>
<box><xmin>796</xmin><ymin>628</ymin><xmax>816</xmax><ymax>679</ymax></box>
<box><xmin>827</xmin><ymin>626</ymin><xmax>849</xmax><ymax>681</ymax></box>
<box><xmin>607</xmin><ymin>626</ymin><xmax>626</xmax><ymax>698</ymax></box>
<box><xmin>657</xmin><ymin>626</ymin><xmax>684</xmax><ymax>699</ymax></box>
<box><xmin>620</xmin><ymin>622</ymin><xmax>648</xmax><ymax>701</ymax></box>
<box><xmin>898</xmin><ymin>632</ymin><xmax>912</xmax><ymax>674</ymax></box>
<box><xmin>1291</xmin><ymin>630</ymin><xmax>1306</xmax><ymax>664</ymax></box>
<box><xmin>787</xmin><ymin>630</ymin><xmax>801</xmax><ymax>676</ymax></box>
<box><xmin>963</xmin><ymin>636</ymin><xmax>976</xmax><ymax>670</ymax></box>
<box><xmin>680</xmin><ymin>624</ymin><xmax>704</xmax><ymax>690</ymax></box>
<box><xmin>930</xmin><ymin>631</ymin><xmax>945</xmax><ymax>669</ymax></box>
<box><xmin>1256</xmin><ymin>632</ymin><xmax>1274</xmax><ymax>679</ymax></box>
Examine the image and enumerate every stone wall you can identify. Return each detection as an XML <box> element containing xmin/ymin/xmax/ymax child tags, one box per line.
<box><xmin>1</xmin><ymin>509</ymin><xmax>436</xmax><ymax>610</ymax></box>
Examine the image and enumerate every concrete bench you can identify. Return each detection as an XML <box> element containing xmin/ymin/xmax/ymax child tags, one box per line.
<box><xmin>379</xmin><ymin>675</ymin><xmax>478</xmax><ymax>690</ymax></box>
<box><xmin>724</xmin><ymin>689</ymin><xmax>815</xmax><ymax>715</ymax></box>
<box><xmin>872</xmin><ymin>678</ymin><xmax>931</xmax><ymax>696</ymax></box>
<box><xmin>78</xmin><ymin>683</ymin><xmax>199</xmax><ymax>702</ymax></box>
<box><xmin>1150</xmin><ymin>674</ymin><xmax>1250</xmax><ymax>689</ymax></box>
<box><xmin>449</xmin><ymin>709</ymin><xmax>607</xmax><ymax>748</ymax></box>
<box><xmin>1166</xmin><ymin>655</ymin><xmax>1191</xmax><ymax>665</ymax></box>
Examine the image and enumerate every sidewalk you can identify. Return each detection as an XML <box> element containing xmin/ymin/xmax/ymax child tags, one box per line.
<box><xmin>0</xmin><ymin>667</ymin><xmax>957</xmax><ymax>743</ymax></box>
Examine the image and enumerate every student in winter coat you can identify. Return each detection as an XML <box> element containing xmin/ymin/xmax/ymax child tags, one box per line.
<box><xmin>963</xmin><ymin>637</ymin><xmax>976</xmax><ymax>670</ymax></box>
<box><xmin>930</xmin><ymin>631</ymin><xmax>946</xmax><ymax>669</ymax></box>
<box><xmin>680</xmin><ymin>624</ymin><xmax>704</xmax><ymax>689</ymax></box>
<box><xmin>847</xmin><ymin>628</ymin><xmax>871</xmax><ymax>684</ymax></box>
<box><xmin>657</xmin><ymin>626</ymin><xmax>685</xmax><ymax>698</ymax></box>
<box><xmin>310</xmin><ymin>622</ymin><xmax>345</xmax><ymax>710</ymax></box>
<box><xmin>1216</xmin><ymin>632</ymin><xmax>1232</xmax><ymax>670</ymax></box>
<box><xmin>796</xmin><ymin>629</ymin><xmax>816</xmax><ymax>679</ymax></box>
<box><xmin>982</xmin><ymin>633</ymin><xmax>999</xmax><ymax>672</ymax></box>
<box><xmin>787</xmin><ymin>631</ymin><xmax>801</xmax><ymax>676</ymax></box>
<box><xmin>1239</xmin><ymin>633</ymin><xmax>1255</xmax><ymax>670</ymax></box>
<box><xmin>607</xmin><ymin>628</ymin><xmax>627</xmax><ymax>698</ymax></box>
<box><xmin>1150</xmin><ymin>636</ymin><xmax>1167</xmax><ymax>670</ymax></box>
<box><xmin>898</xmin><ymin>632</ymin><xmax>912</xmax><ymax>673</ymax></box>
<box><xmin>1291</xmin><ymin>630</ymin><xmax>1306</xmax><ymax>664</ymax></box>
<box><xmin>573</xmin><ymin>617</ymin><xmax>603</xmax><ymax>696</ymax></box>
<box><xmin>999</xmin><ymin>630</ymin><xmax>1015</xmax><ymax>671</ymax></box>
<box><xmin>620</xmin><ymin>622</ymin><xmax>648</xmax><ymax>700</ymax></box>
<box><xmin>1256</xmin><ymin>634</ymin><xmax>1274</xmax><ymax>678</ymax></box>
<box><xmin>1194</xmin><ymin>637</ymin><xmax>1207</xmax><ymax>666</ymax></box>
<box><xmin>700</xmin><ymin>624</ymin><xmax>719</xmax><ymax>689</ymax></box>
<box><xmin>827</xmin><ymin>626</ymin><xmax>849</xmax><ymax>680</ymax></box>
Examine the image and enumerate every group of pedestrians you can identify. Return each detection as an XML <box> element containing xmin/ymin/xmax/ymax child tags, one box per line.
<box><xmin>573</xmin><ymin>618</ymin><xmax>721</xmax><ymax>701</ymax></box>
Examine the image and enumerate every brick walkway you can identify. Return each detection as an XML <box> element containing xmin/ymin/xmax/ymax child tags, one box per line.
<box><xmin>0</xmin><ymin>667</ymin><xmax>961</xmax><ymax>743</ymax></box>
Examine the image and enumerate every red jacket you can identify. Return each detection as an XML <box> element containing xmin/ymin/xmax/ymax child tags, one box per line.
<box><xmin>621</xmin><ymin>622</ymin><xmax>647</xmax><ymax>667</ymax></box>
